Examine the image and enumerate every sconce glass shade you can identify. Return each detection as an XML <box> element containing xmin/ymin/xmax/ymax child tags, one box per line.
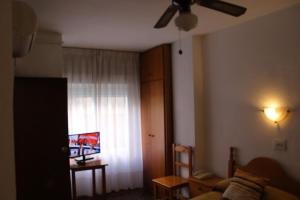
<box><xmin>264</xmin><ymin>107</ymin><xmax>288</xmax><ymax>123</ymax></box>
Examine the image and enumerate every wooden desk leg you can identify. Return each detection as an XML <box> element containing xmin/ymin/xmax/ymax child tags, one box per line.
<box><xmin>92</xmin><ymin>169</ymin><xmax>96</xmax><ymax>197</ymax></box>
<box><xmin>102</xmin><ymin>166</ymin><xmax>107</xmax><ymax>197</ymax></box>
<box><xmin>168</xmin><ymin>189</ymin><xmax>173</xmax><ymax>200</ymax></box>
<box><xmin>71</xmin><ymin>170</ymin><xmax>76</xmax><ymax>200</ymax></box>
<box><xmin>153</xmin><ymin>183</ymin><xmax>157</xmax><ymax>200</ymax></box>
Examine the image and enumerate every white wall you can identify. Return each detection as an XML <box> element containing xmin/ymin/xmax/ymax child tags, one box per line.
<box><xmin>172</xmin><ymin>37</ymin><xmax>195</xmax><ymax>147</ymax></box>
<box><xmin>15</xmin><ymin>31</ymin><xmax>64</xmax><ymax>77</ymax></box>
<box><xmin>0</xmin><ymin>0</ymin><xmax>16</xmax><ymax>199</ymax></box>
<box><xmin>172</xmin><ymin>35</ymin><xmax>205</xmax><ymax>170</ymax></box>
<box><xmin>192</xmin><ymin>36</ymin><xmax>205</xmax><ymax>170</ymax></box>
<box><xmin>202</xmin><ymin>4</ymin><xmax>300</xmax><ymax>180</ymax></box>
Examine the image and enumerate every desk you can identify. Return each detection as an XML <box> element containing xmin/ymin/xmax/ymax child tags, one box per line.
<box><xmin>70</xmin><ymin>159</ymin><xmax>108</xmax><ymax>199</ymax></box>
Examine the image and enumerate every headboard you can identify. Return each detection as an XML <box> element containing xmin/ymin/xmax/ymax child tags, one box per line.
<box><xmin>227</xmin><ymin>147</ymin><xmax>300</xmax><ymax>197</ymax></box>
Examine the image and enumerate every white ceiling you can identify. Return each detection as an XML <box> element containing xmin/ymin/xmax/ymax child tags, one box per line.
<box><xmin>22</xmin><ymin>0</ymin><xmax>300</xmax><ymax>51</ymax></box>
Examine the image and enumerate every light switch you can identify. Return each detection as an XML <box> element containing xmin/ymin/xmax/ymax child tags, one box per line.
<box><xmin>273</xmin><ymin>139</ymin><xmax>287</xmax><ymax>151</ymax></box>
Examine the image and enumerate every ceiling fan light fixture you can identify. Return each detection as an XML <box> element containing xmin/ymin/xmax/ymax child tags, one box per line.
<box><xmin>175</xmin><ymin>12</ymin><xmax>198</xmax><ymax>31</ymax></box>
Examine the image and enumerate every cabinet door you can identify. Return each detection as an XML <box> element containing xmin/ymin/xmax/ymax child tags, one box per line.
<box><xmin>149</xmin><ymin>80</ymin><xmax>165</xmax><ymax>179</ymax></box>
<box><xmin>141</xmin><ymin>80</ymin><xmax>166</xmax><ymax>191</ymax></box>
<box><xmin>140</xmin><ymin>46</ymin><xmax>164</xmax><ymax>82</ymax></box>
<box><xmin>140</xmin><ymin>44</ymin><xmax>173</xmax><ymax>192</ymax></box>
<box><xmin>14</xmin><ymin>78</ymin><xmax>71</xmax><ymax>200</ymax></box>
<box><xmin>141</xmin><ymin>82</ymin><xmax>153</xmax><ymax>190</ymax></box>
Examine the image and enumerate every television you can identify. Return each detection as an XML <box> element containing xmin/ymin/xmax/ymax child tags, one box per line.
<box><xmin>68</xmin><ymin>132</ymin><xmax>100</xmax><ymax>164</ymax></box>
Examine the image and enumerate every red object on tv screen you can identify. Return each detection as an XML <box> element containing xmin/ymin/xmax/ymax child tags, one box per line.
<box><xmin>68</xmin><ymin>132</ymin><xmax>100</xmax><ymax>158</ymax></box>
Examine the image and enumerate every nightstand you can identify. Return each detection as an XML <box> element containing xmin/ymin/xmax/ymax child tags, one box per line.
<box><xmin>188</xmin><ymin>176</ymin><xmax>223</xmax><ymax>198</ymax></box>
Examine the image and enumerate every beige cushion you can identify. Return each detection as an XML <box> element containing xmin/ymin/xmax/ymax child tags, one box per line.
<box><xmin>190</xmin><ymin>184</ymin><xmax>299</xmax><ymax>200</ymax></box>
<box><xmin>263</xmin><ymin>186</ymin><xmax>300</xmax><ymax>200</ymax></box>
<box><xmin>213</xmin><ymin>178</ymin><xmax>231</xmax><ymax>192</ymax></box>
<box><xmin>222</xmin><ymin>169</ymin><xmax>268</xmax><ymax>200</ymax></box>
<box><xmin>190</xmin><ymin>192</ymin><xmax>222</xmax><ymax>200</ymax></box>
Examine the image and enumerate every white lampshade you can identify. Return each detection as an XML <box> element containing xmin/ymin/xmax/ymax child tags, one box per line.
<box><xmin>175</xmin><ymin>12</ymin><xmax>198</xmax><ymax>32</ymax></box>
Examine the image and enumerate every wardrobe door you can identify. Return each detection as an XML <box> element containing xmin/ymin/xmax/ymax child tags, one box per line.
<box><xmin>149</xmin><ymin>80</ymin><xmax>165</xmax><ymax>180</ymax></box>
<box><xmin>140</xmin><ymin>46</ymin><xmax>164</xmax><ymax>82</ymax></box>
<box><xmin>141</xmin><ymin>82</ymin><xmax>153</xmax><ymax>190</ymax></box>
<box><xmin>141</xmin><ymin>80</ymin><xmax>166</xmax><ymax>190</ymax></box>
<box><xmin>14</xmin><ymin>77</ymin><xmax>71</xmax><ymax>200</ymax></box>
<box><xmin>140</xmin><ymin>44</ymin><xmax>173</xmax><ymax>192</ymax></box>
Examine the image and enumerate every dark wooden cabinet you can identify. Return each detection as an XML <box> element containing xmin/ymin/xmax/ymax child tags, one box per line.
<box><xmin>140</xmin><ymin>44</ymin><xmax>173</xmax><ymax>192</ymax></box>
<box><xmin>14</xmin><ymin>77</ymin><xmax>71</xmax><ymax>200</ymax></box>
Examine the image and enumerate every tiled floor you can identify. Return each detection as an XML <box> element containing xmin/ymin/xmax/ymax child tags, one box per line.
<box><xmin>78</xmin><ymin>189</ymin><xmax>153</xmax><ymax>200</ymax></box>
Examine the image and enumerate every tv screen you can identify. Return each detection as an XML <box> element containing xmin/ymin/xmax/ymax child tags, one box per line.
<box><xmin>68</xmin><ymin>132</ymin><xmax>100</xmax><ymax>158</ymax></box>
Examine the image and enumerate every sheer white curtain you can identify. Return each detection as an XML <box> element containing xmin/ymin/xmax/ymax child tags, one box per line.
<box><xmin>63</xmin><ymin>48</ymin><xmax>143</xmax><ymax>195</ymax></box>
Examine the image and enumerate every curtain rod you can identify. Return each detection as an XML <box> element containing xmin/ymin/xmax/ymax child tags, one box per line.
<box><xmin>62</xmin><ymin>46</ymin><xmax>140</xmax><ymax>54</ymax></box>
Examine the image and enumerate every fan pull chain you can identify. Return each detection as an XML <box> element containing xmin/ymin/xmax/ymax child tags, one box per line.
<box><xmin>178</xmin><ymin>29</ymin><xmax>183</xmax><ymax>55</ymax></box>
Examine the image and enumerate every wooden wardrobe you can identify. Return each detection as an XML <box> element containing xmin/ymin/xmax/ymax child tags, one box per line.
<box><xmin>140</xmin><ymin>44</ymin><xmax>173</xmax><ymax>191</ymax></box>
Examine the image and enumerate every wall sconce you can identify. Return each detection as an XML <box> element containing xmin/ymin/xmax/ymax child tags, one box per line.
<box><xmin>263</xmin><ymin>107</ymin><xmax>289</xmax><ymax>123</ymax></box>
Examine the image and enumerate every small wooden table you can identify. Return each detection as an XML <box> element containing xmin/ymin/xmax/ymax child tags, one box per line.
<box><xmin>70</xmin><ymin>159</ymin><xmax>108</xmax><ymax>199</ymax></box>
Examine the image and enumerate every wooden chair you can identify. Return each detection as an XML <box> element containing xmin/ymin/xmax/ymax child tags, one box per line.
<box><xmin>152</xmin><ymin>144</ymin><xmax>192</xmax><ymax>200</ymax></box>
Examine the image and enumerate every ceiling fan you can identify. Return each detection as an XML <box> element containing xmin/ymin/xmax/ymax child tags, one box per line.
<box><xmin>154</xmin><ymin>0</ymin><xmax>247</xmax><ymax>31</ymax></box>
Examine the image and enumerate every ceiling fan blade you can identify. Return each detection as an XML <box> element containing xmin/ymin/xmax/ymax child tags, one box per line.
<box><xmin>198</xmin><ymin>0</ymin><xmax>247</xmax><ymax>17</ymax></box>
<box><xmin>154</xmin><ymin>4</ymin><xmax>178</xmax><ymax>28</ymax></box>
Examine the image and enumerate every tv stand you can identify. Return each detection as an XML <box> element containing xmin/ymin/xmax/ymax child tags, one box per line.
<box><xmin>70</xmin><ymin>160</ymin><xmax>108</xmax><ymax>199</ymax></box>
<box><xmin>75</xmin><ymin>155</ymin><xmax>94</xmax><ymax>165</ymax></box>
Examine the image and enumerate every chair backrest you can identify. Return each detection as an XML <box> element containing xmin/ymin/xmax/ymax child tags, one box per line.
<box><xmin>172</xmin><ymin>144</ymin><xmax>192</xmax><ymax>177</ymax></box>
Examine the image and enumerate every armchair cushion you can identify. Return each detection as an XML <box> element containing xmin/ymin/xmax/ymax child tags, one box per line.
<box><xmin>222</xmin><ymin>169</ymin><xmax>268</xmax><ymax>200</ymax></box>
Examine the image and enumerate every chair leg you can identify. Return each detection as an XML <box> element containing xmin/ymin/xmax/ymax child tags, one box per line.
<box><xmin>168</xmin><ymin>189</ymin><xmax>173</xmax><ymax>200</ymax></box>
<box><xmin>153</xmin><ymin>183</ymin><xmax>158</xmax><ymax>200</ymax></box>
